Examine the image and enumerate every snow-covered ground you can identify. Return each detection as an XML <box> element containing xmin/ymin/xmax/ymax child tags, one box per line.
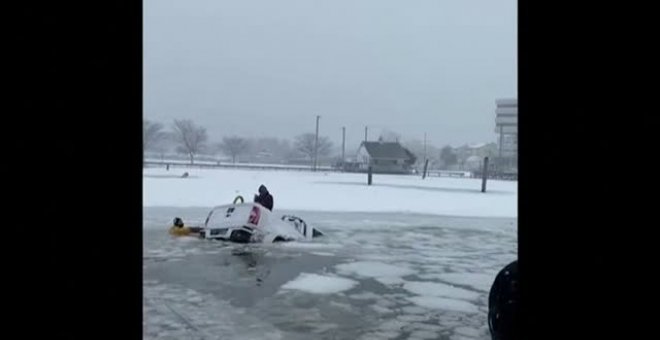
<box><xmin>144</xmin><ymin>167</ymin><xmax>516</xmax><ymax>218</ymax></box>
<box><xmin>143</xmin><ymin>168</ymin><xmax>517</xmax><ymax>339</ymax></box>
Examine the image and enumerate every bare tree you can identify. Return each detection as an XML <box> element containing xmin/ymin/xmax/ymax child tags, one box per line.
<box><xmin>219</xmin><ymin>136</ymin><xmax>249</xmax><ymax>163</ymax></box>
<box><xmin>379</xmin><ymin>129</ymin><xmax>401</xmax><ymax>142</ymax></box>
<box><xmin>171</xmin><ymin>119</ymin><xmax>208</xmax><ymax>164</ymax></box>
<box><xmin>143</xmin><ymin>120</ymin><xmax>165</xmax><ymax>159</ymax></box>
<box><xmin>440</xmin><ymin>145</ymin><xmax>458</xmax><ymax>169</ymax></box>
<box><xmin>295</xmin><ymin>133</ymin><xmax>332</xmax><ymax>164</ymax></box>
<box><xmin>243</xmin><ymin>137</ymin><xmax>292</xmax><ymax>163</ymax></box>
<box><xmin>403</xmin><ymin>139</ymin><xmax>440</xmax><ymax>169</ymax></box>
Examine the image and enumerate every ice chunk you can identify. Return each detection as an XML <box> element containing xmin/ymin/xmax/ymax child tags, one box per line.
<box><xmin>280</xmin><ymin>242</ymin><xmax>343</xmax><ymax>250</ymax></box>
<box><xmin>378</xmin><ymin>319</ymin><xmax>409</xmax><ymax>331</ymax></box>
<box><xmin>403</xmin><ymin>281</ymin><xmax>481</xmax><ymax>301</ymax></box>
<box><xmin>310</xmin><ymin>252</ymin><xmax>336</xmax><ymax>257</ymax></box>
<box><xmin>409</xmin><ymin>330</ymin><xmax>440</xmax><ymax>339</ymax></box>
<box><xmin>371</xmin><ymin>304</ymin><xmax>393</xmax><ymax>314</ymax></box>
<box><xmin>396</xmin><ymin>314</ymin><xmax>429</xmax><ymax>322</ymax></box>
<box><xmin>335</xmin><ymin>261</ymin><xmax>416</xmax><ymax>279</ymax></box>
<box><xmin>419</xmin><ymin>272</ymin><xmax>495</xmax><ymax>292</ymax></box>
<box><xmin>281</xmin><ymin>273</ymin><xmax>358</xmax><ymax>294</ymax></box>
<box><xmin>401</xmin><ymin>306</ymin><xmax>428</xmax><ymax>315</ymax></box>
<box><xmin>451</xmin><ymin>335</ymin><xmax>479</xmax><ymax>340</ymax></box>
<box><xmin>406</xmin><ymin>296</ymin><xmax>479</xmax><ymax>314</ymax></box>
<box><xmin>375</xmin><ymin>276</ymin><xmax>406</xmax><ymax>286</ymax></box>
<box><xmin>454</xmin><ymin>326</ymin><xmax>482</xmax><ymax>337</ymax></box>
<box><xmin>348</xmin><ymin>292</ymin><xmax>382</xmax><ymax>300</ymax></box>
<box><xmin>409</xmin><ymin>323</ymin><xmax>445</xmax><ymax>332</ymax></box>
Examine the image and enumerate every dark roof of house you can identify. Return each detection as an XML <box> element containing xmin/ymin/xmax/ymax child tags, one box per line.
<box><xmin>361</xmin><ymin>141</ymin><xmax>416</xmax><ymax>160</ymax></box>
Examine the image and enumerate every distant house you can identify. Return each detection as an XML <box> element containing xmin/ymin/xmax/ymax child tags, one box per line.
<box><xmin>452</xmin><ymin>143</ymin><xmax>498</xmax><ymax>170</ymax></box>
<box><xmin>464</xmin><ymin>155</ymin><xmax>484</xmax><ymax>171</ymax></box>
<box><xmin>336</xmin><ymin>157</ymin><xmax>361</xmax><ymax>172</ymax></box>
<box><xmin>356</xmin><ymin>141</ymin><xmax>417</xmax><ymax>174</ymax></box>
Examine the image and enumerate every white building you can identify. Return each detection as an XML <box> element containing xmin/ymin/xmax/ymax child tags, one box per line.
<box><xmin>495</xmin><ymin>98</ymin><xmax>518</xmax><ymax>167</ymax></box>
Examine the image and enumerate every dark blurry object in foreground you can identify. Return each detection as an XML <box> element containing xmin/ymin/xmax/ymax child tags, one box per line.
<box><xmin>489</xmin><ymin>260</ymin><xmax>519</xmax><ymax>340</ymax></box>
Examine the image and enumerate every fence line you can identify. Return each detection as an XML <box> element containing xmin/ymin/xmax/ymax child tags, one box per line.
<box><xmin>143</xmin><ymin>159</ymin><xmax>338</xmax><ymax>172</ymax></box>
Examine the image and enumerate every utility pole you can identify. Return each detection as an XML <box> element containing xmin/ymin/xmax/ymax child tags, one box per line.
<box><xmin>342</xmin><ymin>126</ymin><xmax>346</xmax><ymax>164</ymax></box>
<box><xmin>364</xmin><ymin>126</ymin><xmax>368</xmax><ymax>143</ymax></box>
<box><xmin>314</xmin><ymin>115</ymin><xmax>320</xmax><ymax>171</ymax></box>
<box><xmin>424</xmin><ymin>132</ymin><xmax>427</xmax><ymax>161</ymax></box>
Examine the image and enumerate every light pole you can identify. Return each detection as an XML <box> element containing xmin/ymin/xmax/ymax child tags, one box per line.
<box><xmin>342</xmin><ymin>126</ymin><xmax>346</xmax><ymax>164</ymax></box>
<box><xmin>424</xmin><ymin>132</ymin><xmax>427</xmax><ymax>162</ymax></box>
<box><xmin>314</xmin><ymin>115</ymin><xmax>320</xmax><ymax>171</ymax></box>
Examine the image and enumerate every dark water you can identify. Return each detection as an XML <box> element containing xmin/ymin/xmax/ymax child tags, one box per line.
<box><xmin>143</xmin><ymin>207</ymin><xmax>516</xmax><ymax>340</ymax></box>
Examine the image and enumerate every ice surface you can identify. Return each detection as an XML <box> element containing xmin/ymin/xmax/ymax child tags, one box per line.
<box><xmin>335</xmin><ymin>261</ymin><xmax>416</xmax><ymax>279</ymax></box>
<box><xmin>378</xmin><ymin>319</ymin><xmax>409</xmax><ymax>331</ymax></box>
<box><xmin>347</xmin><ymin>292</ymin><xmax>382</xmax><ymax>300</ymax></box>
<box><xmin>144</xmin><ymin>184</ymin><xmax>517</xmax><ymax>340</ymax></box>
<box><xmin>403</xmin><ymin>281</ymin><xmax>481</xmax><ymax>301</ymax></box>
<box><xmin>310</xmin><ymin>252</ymin><xmax>336</xmax><ymax>257</ymax></box>
<box><xmin>401</xmin><ymin>306</ymin><xmax>428</xmax><ymax>314</ymax></box>
<box><xmin>375</xmin><ymin>276</ymin><xmax>407</xmax><ymax>286</ymax></box>
<box><xmin>280</xmin><ymin>273</ymin><xmax>358</xmax><ymax>294</ymax></box>
<box><xmin>363</xmin><ymin>331</ymin><xmax>401</xmax><ymax>340</ymax></box>
<box><xmin>279</xmin><ymin>242</ymin><xmax>343</xmax><ymax>250</ymax></box>
<box><xmin>396</xmin><ymin>314</ymin><xmax>429</xmax><ymax>322</ymax></box>
<box><xmin>409</xmin><ymin>330</ymin><xmax>441</xmax><ymax>339</ymax></box>
<box><xmin>375</xmin><ymin>298</ymin><xmax>398</xmax><ymax>308</ymax></box>
<box><xmin>409</xmin><ymin>322</ymin><xmax>445</xmax><ymax>332</ymax></box>
<box><xmin>328</xmin><ymin>301</ymin><xmax>354</xmax><ymax>311</ymax></box>
<box><xmin>455</xmin><ymin>326</ymin><xmax>482</xmax><ymax>337</ymax></box>
<box><xmin>371</xmin><ymin>304</ymin><xmax>394</xmax><ymax>314</ymax></box>
<box><xmin>440</xmin><ymin>273</ymin><xmax>495</xmax><ymax>292</ymax></box>
<box><xmin>144</xmin><ymin>168</ymin><xmax>517</xmax><ymax>218</ymax></box>
<box><xmin>451</xmin><ymin>335</ymin><xmax>479</xmax><ymax>340</ymax></box>
<box><xmin>406</xmin><ymin>296</ymin><xmax>480</xmax><ymax>314</ymax></box>
<box><xmin>418</xmin><ymin>272</ymin><xmax>495</xmax><ymax>293</ymax></box>
<box><xmin>143</xmin><ymin>282</ymin><xmax>285</xmax><ymax>340</ymax></box>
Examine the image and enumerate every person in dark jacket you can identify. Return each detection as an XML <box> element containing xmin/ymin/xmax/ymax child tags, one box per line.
<box><xmin>254</xmin><ymin>184</ymin><xmax>274</xmax><ymax>211</ymax></box>
<box><xmin>488</xmin><ymin>260</ymin><xmax>519</xmax><ymax>340</ymax></box>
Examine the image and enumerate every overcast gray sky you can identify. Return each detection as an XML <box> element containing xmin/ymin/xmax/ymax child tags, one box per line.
<box><xmin>144</xmin><ymin>0</ymin><xmax>516</xmax><ymax>150</ymax></box>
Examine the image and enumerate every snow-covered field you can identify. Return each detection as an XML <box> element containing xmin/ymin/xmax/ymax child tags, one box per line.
<box><xmin>144</xmin><ymin>167</ymin><xmax>516</xmax><ymax>218</ymax></box>
<box><xmin>143</xmin><ymin>167</ymin><xmax>517</xmax><ymax>340</ymax></box>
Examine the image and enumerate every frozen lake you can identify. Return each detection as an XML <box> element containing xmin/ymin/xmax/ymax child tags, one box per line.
<box><xmin>144</xmin><ymin>208</ymin><xmax>516</xmax><ymax>340</ymax></box>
